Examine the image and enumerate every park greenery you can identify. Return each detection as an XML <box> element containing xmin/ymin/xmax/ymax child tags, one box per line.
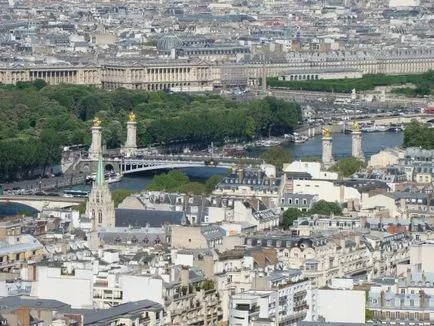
<box><xmin>403</xmin><ymin>121</ymin><xmax>434</xmax><ymax>149</ymax></box>
<box><xmin>267</xmin><ymin>70</ymin><xmax>434</xmax><ymax>96</ymax></box>
<box><xmin>281</xmin><ymin>200</ymin><xmax>343</xmax><ymax>229</ymax></box>
<box><xmin>146</xmin><ymin>170</ymin><xmax>222</xmax><ymax>195</ymax></box>
<box><xmin>0</xmin><ymin>81</ymin><xmax>302</xmax><ymax>181</ymax></box>
<box><xmin>260</xmin><ymin>146</ymin><xmax>292</xmax><ymax>169</ymax></box>
<box><xmin>73</xmin><ymin>188</ymin><xmax>133</xmax><ymax>213</ymax></box>
<box><xmin>330</xmin><ymin>156</ymin><xmax>366</xmax><ymax>177</ymax></box>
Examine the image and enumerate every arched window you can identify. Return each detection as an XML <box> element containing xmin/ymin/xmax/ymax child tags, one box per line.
<box><xmin>98</xmin><ymin>211</ymin><xmax>103</xmax><ymax>224</ymax></box>
<box><xmin>92</xmin><ymin>209</ymin><xmax>95</xmax><ymax>219</ymax></box>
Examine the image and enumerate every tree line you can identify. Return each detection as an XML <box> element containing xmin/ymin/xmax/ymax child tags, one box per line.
<box><xmin>0</xmin><ymin>81</ymin><xmax>302</xmax><ymax>181</ymax></box>
<box><xmin>403</xmin><ymin>121</ymin><xmax>434</xmax><ymax>149</ymax></box>
<box><xmin>267</xmin><ymin>70</ymin><xmax>434</xmax><ymax>95</ymax></box>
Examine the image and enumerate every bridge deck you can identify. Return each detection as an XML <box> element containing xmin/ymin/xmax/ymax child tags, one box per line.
<box><xmin>0</xmin><ymin>195</ymin><xmax>86</xmax><ymax>203</ymax></box>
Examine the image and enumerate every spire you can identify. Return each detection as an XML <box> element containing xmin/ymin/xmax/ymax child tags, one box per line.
<box><xmin>96</xmin><ymin>156</ymin><xmax>105</xmax><ymax>185</ymax></box>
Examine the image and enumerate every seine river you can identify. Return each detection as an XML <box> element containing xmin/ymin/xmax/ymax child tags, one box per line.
<box><xmin>0</xmin><ymin>132</ymin><xmax>403</xmax><ymax>216</ymax></box>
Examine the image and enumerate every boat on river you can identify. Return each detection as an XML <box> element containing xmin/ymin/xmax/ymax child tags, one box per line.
<box><xmin>86</xmin><ymin>171</ymin><xmax>123</xmax><ymax>184</ymax></box>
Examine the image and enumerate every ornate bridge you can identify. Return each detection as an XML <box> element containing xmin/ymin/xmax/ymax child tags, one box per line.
<box><xmin>70</xmin><ymin>114</ymin><xmax>262</xmax><ymax>175</ymax></box>
<box><xmin>74</xmin><ymin>154</ymin><xmax>262</xmax><ymax>175</ymax></box>
<box><xmin>0</xmin><ymin>195</ymin><xmax>85</xmax><ymax>211</ymax></box>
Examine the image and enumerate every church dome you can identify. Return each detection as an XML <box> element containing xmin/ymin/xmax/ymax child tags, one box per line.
<box><xmin>156</xmin><ymin>35</ymin><xmax>183</xmax><ymax>52</ymax></box>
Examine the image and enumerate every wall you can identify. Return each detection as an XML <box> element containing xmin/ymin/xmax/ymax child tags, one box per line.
<box><xmin>33</xmin><ymin>266</ymin><xmax>93</xmax><ymax>308</ymax></box>
<box><xmin>283</xmin><ymin>161</ymin><xmax>338</xmax><ymax>180</ymax></box>
<box><xmin>171</xmin><ymin>226</ymin><xmax>208</xmax><ymax>249</ymax></box>
<box><xmin>317</xmin><ymin>289</ymin><xmax>365</xmax><ymax>323</ymax></box>
<box><xmin>368</xmin><ymin>151</ymin><xmax>399</xmax><ymax>168</ymax></box>
<box><xmin>410</xmin><ymin>243</ymin><xmax>434</xmax><ymax>273</ymax></box>
<box><xmin>293</xmin><ymin>179</ymin><xmax>361</xmax><ymax>203</ymax></box>
<box><xmin>361</xmin><ymin>194</ymin><xmax>399</xmax><ymax>217</ymax></box>
<box><xmin>173</xmin><ymin>252</ymin><xmax>194</xmax><ymax>267</ymax></box>
<box><xmin>119</xmin><ymin>275</ymin><xmax>163</xmax><ymax>305</ymax></box>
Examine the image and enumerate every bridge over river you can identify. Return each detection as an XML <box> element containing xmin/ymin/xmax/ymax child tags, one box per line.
<box><xmin>70</xmin><ymin>153</ymin><xmax>262</xmax><ymax>175</ymax></box>
<box><xmin>0</xmin><ymin>195</ymin><xmax>85</xmax><ymax>211</ymax></box>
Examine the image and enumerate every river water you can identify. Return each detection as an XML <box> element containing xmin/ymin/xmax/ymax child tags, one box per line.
<box><xmin>0</xmin><ymin>132</ymin><xmax>403</xmax><ymax>216</ymax></box>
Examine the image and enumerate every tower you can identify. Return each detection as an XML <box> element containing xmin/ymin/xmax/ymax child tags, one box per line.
<box><xmin>85</xmin><ymin>156</ymin><xmax>116</xmax><ymax>231</ymax></box>
<box><xmin>89</xmin><ymin>117</ymin><xmax>102</xmax><ymax>160</ymax></box>
<box><xmin>352</xmin><ymin>121</ymin><xmax>364</xmax><ymax>160</ymax></box>
<box><xmin>121</xmin><ymin>112</ymin><xmax>137</xmax><ymax>157</ymax></box>
<box><xmin>322</xmin><ymin>128</ymin><xmax>334</xmax><ymax>169</ymax></box>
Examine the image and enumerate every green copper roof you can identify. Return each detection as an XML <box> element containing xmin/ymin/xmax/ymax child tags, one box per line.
<box><xmin>96</xmin><ymin>156</ymin><xmax>105</xmax><ymax>185</ymax></box>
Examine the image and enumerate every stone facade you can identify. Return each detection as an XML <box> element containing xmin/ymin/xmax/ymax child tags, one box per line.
<box><xmin>121</xmin><ymin>121</ymin><xmax>137</xmax><ymax>157</ymax></box>
<box><xmin>0</xmin><ymin>49</ymin><xmax>432</xmax><ymax>89</ymax></box>
<box><xmin>352</xmin><ymin>131</ymin><xmax>364</xmax><ymax>160</ymax></box>
<box><xmin>322</xmin><ymin>136</ymin><xmax>334</xmax><ymax>169</ymax></box>
<box><xmin>89</xmin><ymin>126</ymin><xmax>102</xmax><ymax>160</ymax></box>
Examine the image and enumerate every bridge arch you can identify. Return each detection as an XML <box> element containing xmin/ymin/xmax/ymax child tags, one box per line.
<box><xmin>105</xmin><ymin>163</ymin><xmax>115</xmax><ymax>172</ymax></box>
<box><xmin>119</xmin><ymin>162</ymin><xmax>233</xmax><ymax>175</ymax></box>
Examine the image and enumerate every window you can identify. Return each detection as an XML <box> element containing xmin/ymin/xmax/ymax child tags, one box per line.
<box><xmin>295</xmin><ymin>199</ymin><xmax>299</xmax><ymax>205</ymax></box>
<box><xmin>303</xmin><ymin>199</ymin><xmax>307</xmax><ymax>205</ymax></box>
<box><xmin>288</xmin><ymin>199</ymin><xmax>292</xmax><ymax>204</ymax></box>
<box><xmin>98</xmin><ymin>211</ymin><xmax>102</xmax><ymax>224</ymax></box>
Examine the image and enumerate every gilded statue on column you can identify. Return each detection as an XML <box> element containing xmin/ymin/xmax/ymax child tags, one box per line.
<box><xmin>353</xmin><ymin>121</ymin><xmax>360</xmax><ymax>132</ymax></box>
<box><xmin>92</xmin><ymin>117</ymin><xmax>102</xmax><ymax>127</ymax></box>
<box><xmin>128</xmin><ymin>112</ymin><xmax>136</xmax><ymax>122</ymax></box>
<box><xmin>322</xmin><ymin>128</ymin><xmax>331</xmax><ymax>137</ymax></box>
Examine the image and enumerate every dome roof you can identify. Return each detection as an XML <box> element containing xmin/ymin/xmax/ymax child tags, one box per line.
<box><xmin>157</xmin><ymin>35</ymin><xmax>183</xmax><ymax>52</ymax></box>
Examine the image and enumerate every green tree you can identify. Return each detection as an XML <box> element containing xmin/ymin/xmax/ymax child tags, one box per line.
<box><xmin>309</xmin><ymin>200</ymin><xmax>342</xmax><ymax>215</ymax></box>
<box><xmin>330</xmin><ymin>156</ymin><xmax>366</xmax><ymax>177</ymax></box>
<box><xmin>33</xmin><ymin>79</ymin><xmax>48</xmax><ymax>91</ymax></box>
<box><xmin>205</xmin><ymin>175</ymin><xmax>222</xmax><ymax>194</ymax></box>
<box><xmin>179</xmin><ymin>182</ymin><xmax>206</xmax><ymax>195</ymax></box>
<box><xmin>111</xmin><ymin>189</ymin><xmax>133</xmax><ymax>207</ymax></box>
<box><xmin>260</xmin><ymin>146</ymin><xmax>292</xmax><ymax>169</ymax></box>
<box><xmin>146</xmin><ymin>170</ymin><xmax>190</xmax><ymax>192</ymax></box>
<box><xmin>403</xmin><ymin>121</ymin><xmax>434</xmax><ymax>149</ymax></box>
<box><xmin>282</xmin><ymin>208</ymin><xmax>303</xmax><ymax>229</ymax></box>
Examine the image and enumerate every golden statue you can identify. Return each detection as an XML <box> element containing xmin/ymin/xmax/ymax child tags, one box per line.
<box><xmin>92</xmin><ymin>117</ymin><xmax>102</xmax><ymax>127</ymax></box>
<box><xmin>322</xmin><ymin>128</ymin><xmax>331</xmax><ymax>137</ymax></box>
<box><xmin>353</xmin><ymin>121</ymin><xmax>360</xmax><ymax>132</ymax></box>
<box><xmin>128</xmin><ymin>112</ymin><xmax>136</xmax><ymax>122</ymax></box>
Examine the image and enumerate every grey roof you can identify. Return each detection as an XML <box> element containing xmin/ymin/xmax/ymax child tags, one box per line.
<box><xmin>79</xmin><ymin>300</ymin><xmax>163</xmax><ymax>325</ymax></box>
<box><xmin>115</xmin><ymin>208</ymin><xmax>187</xmax><ymax>228</ymax></box>
<box><xmin>299</xmin><ymin>323</ymin><xmax>376</xmax><ymax>326</ymax></box>
<box><xmin>282</xmin><ymin>67</ymin><xmax>361</xmax><ymax>74</ymax></box>
<box><xmin>0</xmin><ymin>296</ymin><xmax>70</xmax><ymax>313</ymax></box>
<box><xmin>99</xmin><ymin>229</ymin><xmax>166</xmax><ymax>245</ymax></box>
<box><xmin>371</xmin><ymin>277</ymin><xmax>397</xmax><ymax>286</ymax></box>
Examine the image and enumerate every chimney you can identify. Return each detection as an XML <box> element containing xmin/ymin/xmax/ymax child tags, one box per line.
<box><xmin>180</xmin><ymin>266</ymin><xmax>189</xmax><ymax>286</ymax></box>
<box><xmin>419</xmin><ymin>290</ymin><xmax>425</xmax><ymax>308</ymax></box>
<box><xmin>238</xmin><ymin>168</ymin><xmax>244</xmax><ymax>183</ymax></box>
<box><xmin>16</xmin><ymin>308</ymin><xmax>30</xmax><ymax>326</ymax></box>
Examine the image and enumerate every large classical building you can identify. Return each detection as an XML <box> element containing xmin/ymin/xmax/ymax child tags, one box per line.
<box><xmin>0</xmin><ymin>48</ymin><xmax>432</xmax><ymax>90</ymax></box>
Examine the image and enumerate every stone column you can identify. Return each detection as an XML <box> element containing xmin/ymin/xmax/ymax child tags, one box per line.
<box><xmin>352</xmin><ymin>130</ymin><xmax>364</xmax><ymax>160</ymax></box>
<box><xmin>322</xmin><ymin>135</ymin><xmax>334</xmax><ymax>169</ymax></box>
<box><xmin>122</xmin><ymin>120</ymin><xmax>137</xmax><ymax>157</ymax></box>
<box><xmin>89</xmin><ymin>125</ymin><xmax>102</xmax><ymax>160</ymax></box>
